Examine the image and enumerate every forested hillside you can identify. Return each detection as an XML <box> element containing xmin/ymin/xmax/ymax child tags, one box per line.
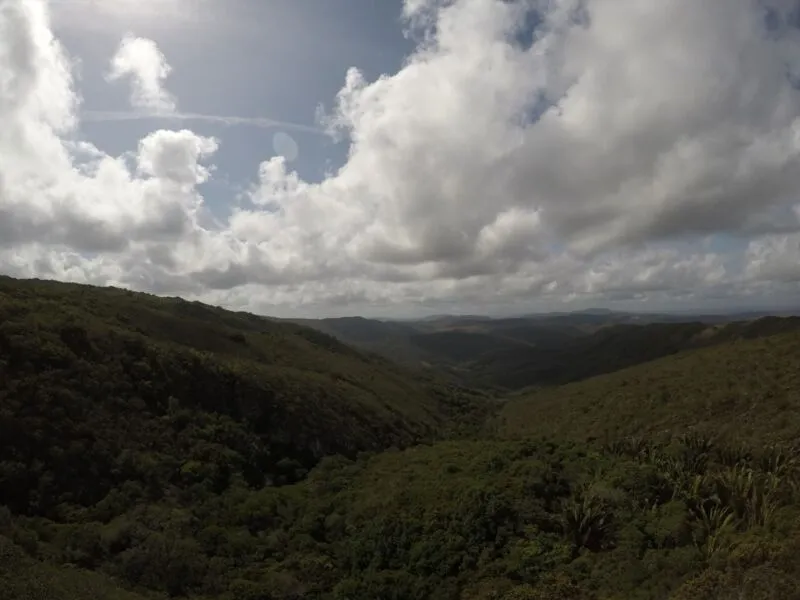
<box><xmin>2</xmin><ymin>277</ymin><xmax>800</xmax><ymax>599</ymax></box>
<box><xmin>297</xmin><ymin>313</ymin><xmax>800</xmax><ymax>391</ymax></box>
<box><xmin>0</xmin><ymin>277</ymin><xmax>488</xmax><ymax>514</ymax></box>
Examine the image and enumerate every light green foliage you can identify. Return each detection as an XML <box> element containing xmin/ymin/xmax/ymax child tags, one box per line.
<box><xmin>500</xmin><ymin>330</ymin><xmax>800</xmax><ymax>444</ymax></box>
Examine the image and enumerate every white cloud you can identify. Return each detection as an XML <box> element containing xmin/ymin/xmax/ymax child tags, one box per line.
<box><xmin>136</xmin><ymin>129</ymin><xmax>217</xmax><ymax>185</ymax></box>
<box><xmin>744</xmin><ymin>234</ymin><xmax>800</xmax><ymax>283</ymax></box>
<box><xmin>0</xmin><ymin>1</ymin><xmax>215</xmax><ymax>256</ymax></box>
<box><xmin>106</xmin><ymin>34</ymin><xmax>176</xmax><ymax>113</ymax></box>
<box><xmin>2</xmin><ymin>0</ymin><xmax>800</xmax><ymax>317</ymax></box>
<box><xmin>328</xmin><ymin>0</ymin><xmax>800</xmax><ymax>260</ymax></box>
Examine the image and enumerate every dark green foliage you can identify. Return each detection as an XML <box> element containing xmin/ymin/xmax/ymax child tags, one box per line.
<box><xmin>3</xmin><ymin>276</ymin><xmax>800</xmax><ymax>599</ymax></box>
<box><xmin>6</xmin><ymin>436</ymin><xmax>800</xmax><ymax>599</ymax></box>
<box><xmin>0</xmin><ymin>534</ymin><xmax>151</xmax><ymax>600</ymax></box>
<box><xmin>0</xmin><ymin>276</ymin><xmax>490</xmax><ymax>516</ymax></box>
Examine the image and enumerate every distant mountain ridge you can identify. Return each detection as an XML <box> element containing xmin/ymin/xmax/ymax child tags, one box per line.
<box><xmin>291</xmin><ymin>310</ymin><xmax>800</xmax><ymax>390</ymax></box>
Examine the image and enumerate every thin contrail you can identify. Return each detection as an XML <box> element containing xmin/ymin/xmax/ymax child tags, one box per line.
<box><xmin>81</xmin><ymin>110</ymin><xmax>328</xmax><ymax>136</ymax></box>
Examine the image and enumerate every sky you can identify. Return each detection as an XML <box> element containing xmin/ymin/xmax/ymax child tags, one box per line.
<box><xmin>2</xmin><ymin>0</ymin><xmax>800</xmax><ymax>318</ymax></box>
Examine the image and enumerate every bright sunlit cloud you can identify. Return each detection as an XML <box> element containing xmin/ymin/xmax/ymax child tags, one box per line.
<box><xmin>107</xmin><ymin>35</ymin><xmax>176</xmax><ymax>113</ymax></box>
<box><xmin>2</xmin><ymin>0</ymin><xmax>800</xmax><ymax>318</ymax></box>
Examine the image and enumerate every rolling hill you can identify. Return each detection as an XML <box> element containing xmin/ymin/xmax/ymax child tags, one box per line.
<box><xmin>469</xmin><ymin>316</ymin><xmax>800</xmax><ymax>390</ymax></box>
<box><xmin>498</xmin><ymin>326</ymin><xmax>800</xmax><ymax>445</ymax></box>
<box><xmin>0</xmin><ymin>276</ymin><xmax>489</xmax><ymax>516</ymax></box>
<box><xmin>296</xmin><ymin>313</ymin><xmax>800</xmax><ymax>391</ymax></box>
<box><xmin>3</xmin><ymin>276</ymin><xmax>800</xmax><ymax>599</ymax></box>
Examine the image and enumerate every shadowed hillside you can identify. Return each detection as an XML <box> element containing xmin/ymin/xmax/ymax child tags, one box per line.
<box><xmin>0</xmin><ymin>276</ymin><xmax>489</xmax><ymax>517</ymax></box>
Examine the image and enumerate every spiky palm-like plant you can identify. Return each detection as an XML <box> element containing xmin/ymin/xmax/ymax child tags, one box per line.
<box><xmin>560</xmin><ymin>494</ymin><xmax>613</xmax><ymax>557</ymax></box>
<box><xmin>676</xmin><ymin>472</ymin><xmax>738</xmax><ymax>559</ymax></box>
<box><xmin>713</xmin><ymin>465</ymin><xmax>781</xmax><ymax>528</ymax></box>
<box><xmin>747</xmin><ymin>472</ymin><xmax>780</xmax><ymax>528</ymax></box>
<box><xmin>691</xmin><ymin>502</ymin><xmax>737</xmax><ymax>559</ymax></box>
<box><xmin>714</xmin><ymin>464</ymin><xmax>754</xmax><ymax>522</ymax></box>
<box><xmin>603</xmin><ymin>436</ymin><xmax>650</xmax><ymax>460</ymax></box>
<box><xmin>758</xmin><ymin>445</ymin><xmax>799</xmax><ymax>478</ymax></box>
<box><xmin>712</xmin><ymin>443</ymin><xmax>752</xmax><ymax>469</ymax></box>
<box><xmin>677</xmin><ymin>432</ymin><xmax>714</xmax><ymax>474</ymax></box>
<box><xmin>655</xmin><ymin>456</ymin><xmax>696</xmax><ymax>501</ymax></box>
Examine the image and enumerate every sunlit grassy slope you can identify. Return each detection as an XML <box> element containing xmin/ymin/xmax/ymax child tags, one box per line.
<box><xmin>499</xmin><ymin>329</ymin><xmax>800</xmax><ymax>445</ymax></box>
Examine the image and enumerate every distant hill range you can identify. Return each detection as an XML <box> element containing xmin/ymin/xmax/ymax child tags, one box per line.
<box><xmin>289</xmin><ymin>309</ymin><xmax>800</xmax><ymax>390</ymax></box>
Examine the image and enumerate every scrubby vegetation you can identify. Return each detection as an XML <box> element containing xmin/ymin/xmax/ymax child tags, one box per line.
<box><xmin>2</xmin><ymin>276</ymin><xmax>800</xmax><ymax>599</ymax></box>
<box><xmin>4</xmin><ymin>436</ymin><xmax>800</xmax><ymax>599</ymax></box>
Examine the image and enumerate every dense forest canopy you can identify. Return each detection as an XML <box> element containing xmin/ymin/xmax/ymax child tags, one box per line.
<box><xmin>2</xmin><ymin>276</ymin><xmax>800</xmax><ymax>599</ymax></box>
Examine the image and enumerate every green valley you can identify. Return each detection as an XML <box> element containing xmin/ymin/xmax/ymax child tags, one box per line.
<box><xmin>293</xmin><ymin>314</ymin><xmax>800</xmax><ymax>391</ymax></box>
<box><xmin>2</xmin><ymin>277</ymin><xmax>800</xmax><ymax>600</ymax></box>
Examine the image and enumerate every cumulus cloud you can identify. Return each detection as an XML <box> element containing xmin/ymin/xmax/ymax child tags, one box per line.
<box><xmin>0</xmin><ymin>2</ymin><xmax>215</xmax><ymax>264</ymax></box>
<box><xmin>2</xmin><ymin>0</ymin><xmax>800</xmax><ymax>317</ymax></box>
<box><xmin>745</xmin><ymin>234</ymin><xmax>800</xmax><ymax>283</ymax></box>
<box><xmin>107</xmin><ymin>34</ymin><xmax>176</xmax><ymax>113</ymax></box>
<box><xmin>309</xmin><ymin>0</ymin><xmax>800</xmax><ymax>262</ymax></box>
